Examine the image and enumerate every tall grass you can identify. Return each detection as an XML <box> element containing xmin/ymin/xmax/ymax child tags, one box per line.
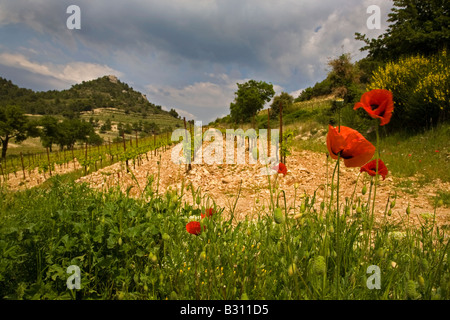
<box><xmin>0</xmin><ymin>168</ymin><xmax>448</xmax><ymax>300</ymax></box>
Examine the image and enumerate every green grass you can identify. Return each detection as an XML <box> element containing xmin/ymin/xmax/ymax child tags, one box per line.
<box><xmin>377</xmin><ymin>123</ymin><xmax>450</xmax><ymax>183</ymax></box>
<box><xmin>79</xmin><ymin>108</ymin><xmax>184</xmax><ymax>130</ymax></box>
<box><xmin>1</xmin><ymin>169</ymin><xmax>449</xmax><ymax>300</ymax></box>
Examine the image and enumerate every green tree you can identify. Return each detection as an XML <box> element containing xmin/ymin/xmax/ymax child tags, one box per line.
<box><xmin>55</xmin><ymin>119</ymin><xmax>97</xmax><ymax>150</ymax></box>
<box><xmin>39</xmin><ymin>115</ymin><xmax>59</xmax><ymax>152</ymax></box>
<box><xmin>355</xmin><ymin>0</ymin><xmax>450</xmax><ymax>61</ymax></box>
<box><xmin>270</xmin><ymin>92</ymin><xmax>294</xmax><ymax>119</ymax></box>
<box><xmin>230</xmin><ymin>80</ymin><xmax>275</xmax><ymax>124</ymax></box>
<box><xmin>0</xmin><ymin>105</ymin><xmax>36</xmax><ymax>158</ymax></box>
<box><xmin>169</xmin><ymin>108</ymin><xmax>179</xmax><ymax>119</ymax></box>
<box><xmin>327</xmin><ymin>53</ymin><xmax>362</xmax><ymax>103</ymax></box>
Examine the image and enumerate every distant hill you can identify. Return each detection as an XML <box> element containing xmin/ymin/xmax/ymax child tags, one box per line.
<box><xmin>0</xmin><ymin>75</ymin><xmax>176</xmax><ymax>119</ymax></box>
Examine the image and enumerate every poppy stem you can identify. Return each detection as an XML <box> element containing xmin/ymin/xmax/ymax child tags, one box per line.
<box><xmin>371</xmin><ymin>124</ymin><xmax>380</xmax><ymax>235</ymax></box>
<box><xmin>336</xmin><ymin>152</ymin><xmax>341</xmax><ymax>299</ymax></box>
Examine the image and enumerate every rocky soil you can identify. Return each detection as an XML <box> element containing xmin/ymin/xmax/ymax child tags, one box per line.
<box><xmin>75</xmin><ymin>141</ymin><xmax>450</xmax><ymax>229</ymax></box>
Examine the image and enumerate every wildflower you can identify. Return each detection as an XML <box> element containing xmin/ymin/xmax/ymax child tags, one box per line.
<box><xmin>200</xmin><ymin>251</ymin><xmax>206</xmax><ymax>260</ymax></box>
<box><xmin>435</xmin><ymin>150</ymin><xmax>439</xmax><ymax>153</ymax></box>
<box><xmin>201</xmin><ymin>208</ymin><xmax>215</xmax><ymax>219</ymax></box>
<box><xmin>360</xmin><ymin>159</ymin><xmax>389</xmax><ymax>180</ymax></box>
<box><xmin>288</xmin><ymin>263</ymin><xmax>298</xmax><ymax>276</ymax></box>
<box><xmin>186</xmin><ymin>221</ymin><xmax>202</xmax><ymax>235</ymax></box>
<box><xmin>326</xmin><ymin>125</ymin><xmax>376</xmax><ymax>167</ymax></box>
<box><xmin>272</xmin><ymin>163</ymin><xmax>287</xmax><ymax>176</ymax></box>
<box><xmin>354</xmin><ymin>89</ymin><xmax>394</xmax><ymax>126</ymax></box>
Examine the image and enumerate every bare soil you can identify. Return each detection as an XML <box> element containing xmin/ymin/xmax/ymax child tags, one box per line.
<box><xmin>74</xmin><ymin>142</ymin><xmax>450</xmax><ymax>229</ymax></box>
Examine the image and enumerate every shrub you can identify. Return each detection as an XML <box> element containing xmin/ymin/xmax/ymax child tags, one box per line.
<box><xmin>368</xmin><ymin>50</ymin><xmax>449</xmax><ymax>131</ymax></box>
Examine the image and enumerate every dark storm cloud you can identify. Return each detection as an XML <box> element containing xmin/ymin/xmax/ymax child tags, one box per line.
<box><xmin>0</xmin><ymin>0</ymin><xmax>392</xmax><ymax>122</ymax></box>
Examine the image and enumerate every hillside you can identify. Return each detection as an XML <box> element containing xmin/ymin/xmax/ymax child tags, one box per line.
<box><xmin>0</xmin><ymin>75</ymin><xmax>176</xmax><ymax>119</ymax></box>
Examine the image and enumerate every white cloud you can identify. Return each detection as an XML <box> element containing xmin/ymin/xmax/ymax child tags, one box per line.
<box><xmin>0</xmin><ymin>52</ymin><xmax>122</xmax><ymax>85</ymax></box>
<box><xmin>146</xmin><ymin>76</ymin><xmax>250</xmax><ymax>110</ymax></box>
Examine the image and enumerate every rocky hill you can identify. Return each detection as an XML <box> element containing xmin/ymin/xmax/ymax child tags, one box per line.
<box><xmin>0</xmin><ymin>75</ymin><xmax>176</xmax><ymax>119</ymax></box>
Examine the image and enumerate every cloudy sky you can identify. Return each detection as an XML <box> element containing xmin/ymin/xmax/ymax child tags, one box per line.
<box><xmin>0</xmin><ymin>0</ymin><xmax>392</xmax><ymax>123</ymax></box>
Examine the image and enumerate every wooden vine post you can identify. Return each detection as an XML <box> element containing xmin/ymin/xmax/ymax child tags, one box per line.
<box><xmin>20</xmin><ymin>152</ymin><xmax>26</xmax><ymax>180</ymax></box>
<box><xmin>47</xmin><ymin>147</ymin><xmax>52</xmax><ymax>176</ymax></box>
<box><xmin>279</xmin><ymin>101</ymin><xmax>283</xmax><ymax>164</ymax></box>
<box><xmin>122</xmin><ymin>132</ymin><xmax>129</xmax><ymax>173</ymax></box>
<box><xmin>267</xmin><ymin>109</ymin><xmax>271</xmax><ymax>158</ymax></box>
<box><xmin>84</xmin><ymin>142</ymin><xmax>88</xmax><ymax>175</ymax></box>
<box><xmin>153</xmin><ymin>132</ymin><xmax>156</xmax><ymax>156</ymax></box>
<box><xmin>183</xmin><ymin>117</ymin><xmax>191</xmax><ymax>173</ymax></box>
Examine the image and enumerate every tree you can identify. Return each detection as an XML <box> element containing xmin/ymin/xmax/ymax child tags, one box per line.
<box><xmin>230</xmin><ymin>80</ymin><xmax>275</xmax><ymax>124</ymax></box>
<box><xmin>270</xmin><ymin>92</ymin><xmax>294</xmax><ymax>119</ymax></box>
<box><xmin>39</xmin><ymin>115</ymin><xmax>59</xmax><ymax>152</ymax></box>
<box><xmin>0</xmin><ymin>105</ymin><xmax>36</xmax><ymax>158</ymax></box>
<box><xmin>327</xmin><ymin>53</ymin><xmax>362</xmax><ymax>102</ymax></box>
<box><xmin>355</xmin><ymin>0</ymin><xmax>450</xmax><ymax>61</ymax></box>
<box><xmin>169</xmin><ymin>108</ymin><xmax>179</xmax><ymax>118</ymax></box>
<box><xmin>55</xmin><ymin>118</ymin><xmax>98</xmax><ymax>150</ymax></box>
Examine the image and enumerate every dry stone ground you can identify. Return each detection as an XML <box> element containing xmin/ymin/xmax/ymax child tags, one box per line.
<box><xmin>75</xmin><ymin>141</ymin><xmax>450</xmax><ymax>229</ymax></box>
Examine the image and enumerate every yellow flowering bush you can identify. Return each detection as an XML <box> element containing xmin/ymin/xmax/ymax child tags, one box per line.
<box><xmin>367</xmin><ymin>50</ymin><xmax>449</xmax><ymax>130</ymax></box>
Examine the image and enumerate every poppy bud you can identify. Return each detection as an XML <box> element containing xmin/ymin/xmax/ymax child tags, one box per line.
<box><xmin>437</xmin><ymin>199</ymin><xmax>444</xmax><ymax>207</ymax></box>
<box><xmin>362</xmin><ymin>185</ymin><xmax>367</xmax><ymax>195</ymax></box>
<box><xmin>390</xmin><ymin>200</ymin><xmax>396</xmax><ymax>209</ymax></box>
<box><xmin>406</xmin><ymin>280</ymin><xmax>419</xmax><ymax>300</ymax></box>
<box><xmin>148</xmin><ymin>253</ymin><xmax>157</xmax><ymax>263</ymax></box>
<box><xmin>200</xmin><ymin>251</ymin><xmax>206</xmax><ymax>260</ymax></box>
<box><xmin>356</xmin><ymin>207</ymin><xmax>362</xmax><ymax>215</ymax></box>
<box><xmin>162</xmin><ymin>233</ymin><xmax>170</xmax><ymax>241</ymax></box>
<box><xmin>300</xmin><ymin>203</ymin><xmax>306</xmax><ymax>213</ymax></box>
<box><xmin>312</xmin><ymin>256</ymin><xmax>326</xmax><ymax>275</ymax></box>
<box><xmin>388</xmin><ymin>209</ymin><xmax>392</xmax><ymax>216</ymax></box>
<box><xmin>376</xmin><ymin>248</ymin><xmax>385</xmax><ymax>258</ymax></box>
<box><xmin>118</xmin><ymin>237</ymin><xmax>123</xmax><ymax>246</ymax></box>
<box><xmin>274</xmin><ymin>208</ymin><xmax>284</xmax><ymax>224</ymax></box>
<box><xmin>406</xmin><ymin>205</ymin><xmax>411</xmax><ymax>215</ymax></box>
<box><xmin>418</xmin><ymin>276</ymin><xmax>425</xmax><ymax>288</ymax></box>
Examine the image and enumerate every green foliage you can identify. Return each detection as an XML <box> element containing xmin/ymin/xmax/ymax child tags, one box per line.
<box><xmin>355</xmin><ymin>0</ymin><xmax>450</xmax><ymax>61</ymax></box>
<box><xmin>270</xmin><ymin>92</ymin><xmax>294</xmax><ymax>119</ymax></box>
<box><xmin>296</xmin><ymin>79</ymin><xmax>332</xmax><ymax>102</ymax></box>
<box><xmin>367</xmin><ymin>50</ymin><xmax>449</xmax><ymax>131</ymax></box>
<box><xmin>0</xmin><ymin>76</ymin><xmax>175</xmax><ymax>120</ymax></box>
<box><xmin>230</xmin><ymin>80</ymin><xmax>275</xmax><ymax>124</ymax></box>
<box><xmin>0</xmin><ymin>178</ymin><xmax>449</xmax><ymax>300</ymax></box>
<box><xmin>0</xmin><ymin>105</ymin><xmax>37</xmax><ymax>158</ymax></box>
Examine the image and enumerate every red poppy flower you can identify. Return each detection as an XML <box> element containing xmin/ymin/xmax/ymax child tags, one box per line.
<box><xmin>360</xmin><ymin>159</ymin><xmax>389</xmax><ymax>180</ymax></box>
<box><xmin>272</xmin><ymin>163</ymin><xmax>287</xmax><ymax>176</ymax></box>
<box><xmin>326</xmin><ymin>125</ymin><xmax>376</xmax><ymax>167</ymax></box>
<box><xmin>186</xmin><ymin>221</ymin><xmax>202</xmax><ymax>235</ymax></box>
<box><xmin>201</xmin><ymin>208</ymin><xmax>215</xmax><ymax>219</ymax></box>
<box><xmin>354</xmin><ymin>89</ymin><xmax>394</xmax><ymax>126</ymax></box>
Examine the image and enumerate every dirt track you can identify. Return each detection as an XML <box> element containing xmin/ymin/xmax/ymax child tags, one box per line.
<box><xmin>75</xmin><ymin>141</ymin><xmax>450</xmax><ymax>229</ymax></box>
